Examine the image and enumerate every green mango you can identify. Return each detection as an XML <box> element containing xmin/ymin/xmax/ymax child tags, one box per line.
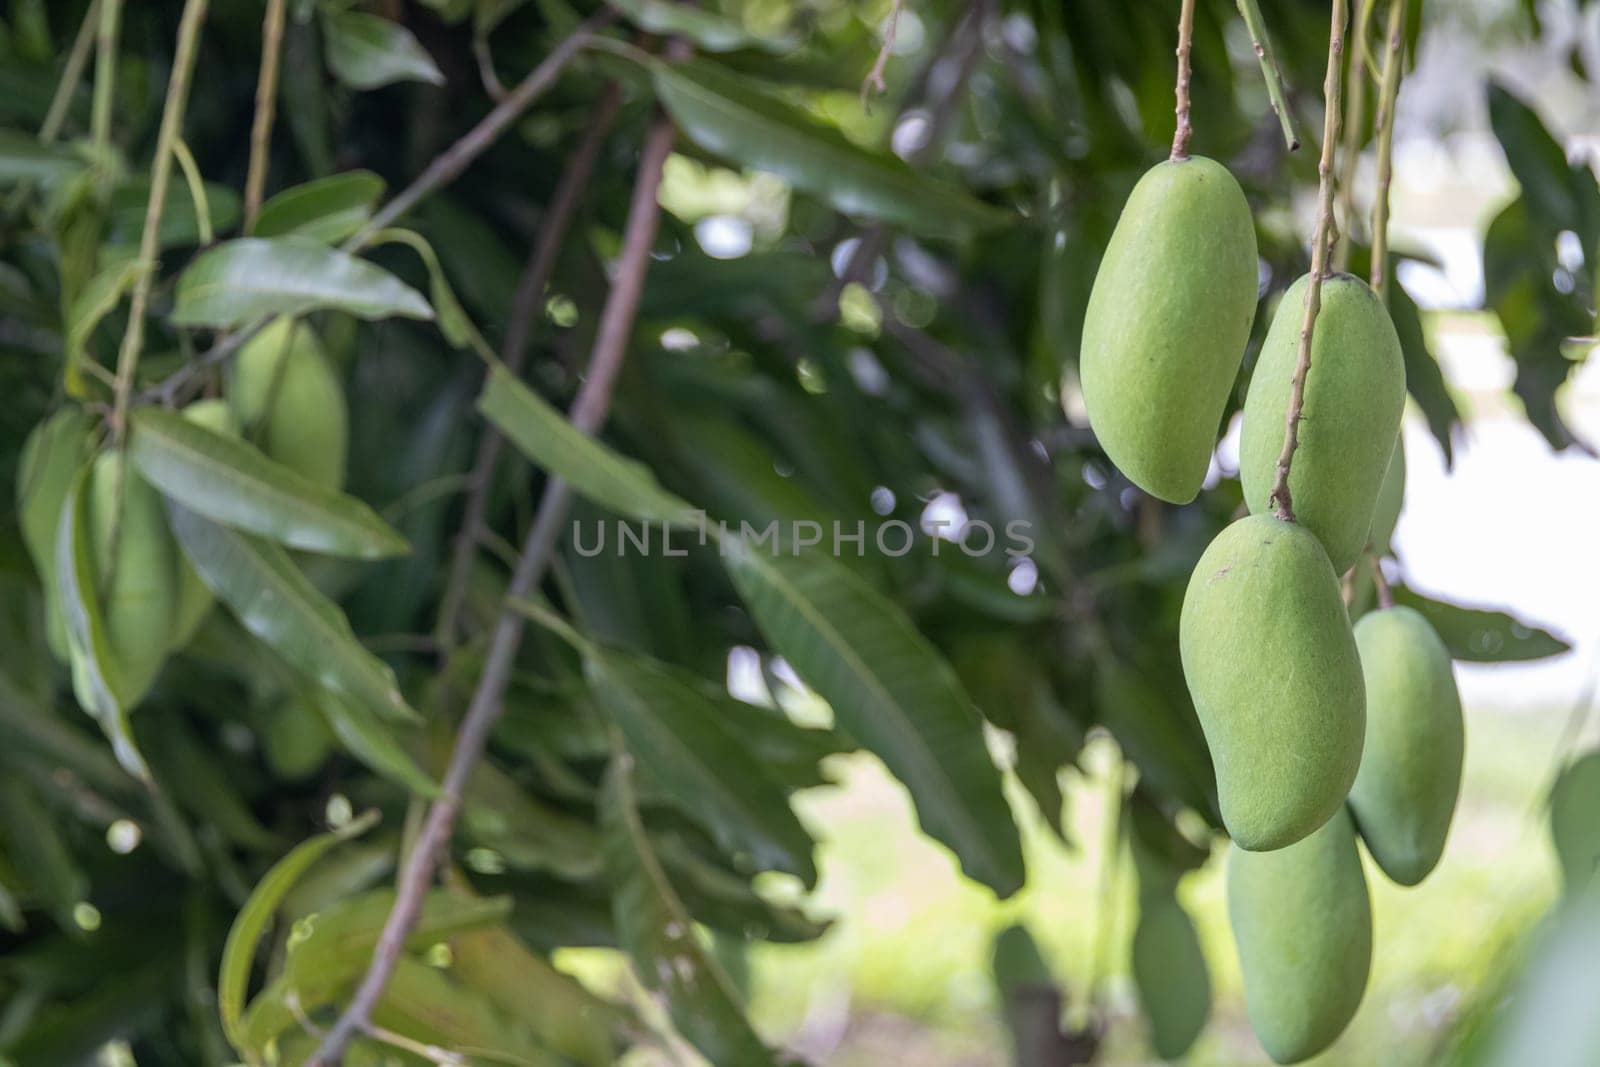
<box><xmin>1239</xmin><ymin>273</ymin><xmax>1406</xmax><ymax>574</ymax></box>
<box><xmin>1369</xmin><ymin>434</ymin><xmax>1406</xmax><ymax>556</ymax></box>
<box><xmin>166</xmin><ymin>399</ymin><xmax>240</xmax><ymax>650</ymax></box>
<box><xmin>1180</xmin><ymin>514</ymin><xmax>1364</xmax><ymax>850</ymax></box>
<box><xmin>85</xmin><ymin>452</ymin><xmax>178</xmax><ymax>702</ymax></box>
<box><xmin>1131</xmin><ymin>845</ymin><xmax>1211</xmax><ymax>1060</ymax></box>
<box><xmin>260</xmin><ymin>696</ymin><xmax>335</xmax><ymax>781</ymax></box>
<box><xmin>17</xmin><ymin>408</ymin><xmax>94</xmax><ymax>661</ymax></box>
<box><xmin>230</xmin><ymin>316</ymin><xmax>348</xmax><ymax>489</ymax></box>
<box><xmin>1077</xmin><ymin>156</ymin><xmax>1259</xmax><ymax>503</ymax></box>
<box><xmin>1348</xmin><ymin>606</ymin><xmax>1463</xmax><ymax>886</ymax></box>
<box><xmin>1550</xmin><ymin>751</ymin><xmax>1600</xmax><ymax>897</ymax></box>
<box><xmin>1228</xmin><ymin>807</ymin><xmax>1372</xmax><ymax>1064</ymax></box>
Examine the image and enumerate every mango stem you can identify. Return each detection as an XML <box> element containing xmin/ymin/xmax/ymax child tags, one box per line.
<box><xmin>1171</xmin><ymin>0</ymin><xmax>1197</xmax><ymax>160</ymax></box>
<box><xmin>1270</xmin><ymin>0</ymin><xmax>1347</xmax><ymax>522</ymax></box>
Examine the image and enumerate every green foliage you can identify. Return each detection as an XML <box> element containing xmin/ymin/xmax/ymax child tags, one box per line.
<box><xmin>0</xmin><ymin>0</ymin><xmax>1589</xmax><ymax>1063</ymax></box>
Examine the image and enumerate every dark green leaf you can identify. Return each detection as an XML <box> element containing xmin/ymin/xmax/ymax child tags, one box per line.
<box><xmin>321</xmin><ymin>11</ymin><xmax>446</xmax><ymax>89</ymax></box>
<box><xmin>722</xmin><ymin>541</ymin><xmax>1025</xmax><ymax>897</ymax></box>
<box><xmin>170</xmin><ymin>236</ymin><xmax>433</xmax><ymax>328</ymax></box>
<box><xmin>601</xmin><ymin>755</ymin><xmax>784</xmax><ymax>1066</ymax></box>
<box><xmin>1393</xmin><ymin>584</ymin><xmax>1571</xmax><ymax>662</ymax></box>
<box><xmin>652</xmin><ymin>58</ymin><xmax>1010</xmax><ymax>239</ymax></box>
<box><xmin>130</xmin><ymin>408</ymin><xmax>409</xmax><ymax>559</ymax></box>
<box><xmin>586</xmin><ymin>647</ymin><xmax>818</xmax><ymax>885</ymax></box>
<box><xmin>0</xmin><ymin>130</ymin><xmax>82</xmax><ymax>184</ymax></box>
<box><xmin>313</xmin><ymin>690</ymin><xmax>440</xmax><ymax>797</ymax></box>
<box><xmin>252</xmin><ymin>171</ymin><xmax>386</xmax><ymax>243</ymax></box>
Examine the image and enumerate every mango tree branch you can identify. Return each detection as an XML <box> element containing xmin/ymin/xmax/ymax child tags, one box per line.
<box><xmin>435</xmin><ymin>81</ymin><xmax>625</xmax><ymax>649</ymax></box>
<box><xmin>91</xmin><ymin>0</ymin><xmax>123</xmax><ymax>150</ymax></box>
<box><xmin>1170</xmin><ymin>0</ymin><xmax>1197</xmax><ymax>160</ymax></box>
<box><xmin>1235</xmin><ymin>0</ymin><xmax>1299</xmax><ymax>150</ymax></box>
<box><xmin>1369</xmin><ymin>0</ymin><xmax>1408</xmax><ymax>303</ymax></box>
<box><xmin>307</xmin><ymin>107</ymin><xmax>679</xmax><ymax>1067</ymax></box>
<box><xmin>242</xmin><ymin>0</ymin><xmax>287</xmax><ymax>232</ymax></box>
<box><xmin>1269</xmin><ymin>0</ymin><xmax>1346</xmax><ymax>522</ymax></box>
<box><xmin>109</xmin><ymin>0</ymin><xmax>209</xmax><ymax>442</ymax></box>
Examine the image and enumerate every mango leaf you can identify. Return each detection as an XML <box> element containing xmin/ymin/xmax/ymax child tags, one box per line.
<box><xmin>54</xmin><ymin>467</ymin><xmax>149</xmax><ymax>781</ymax></box>
<box><xmin>240</xmin><ymin>888</ymin><xmax>509</xmax><ymax>1050</ymax></box>
<box><xmin>601</xmin><ymin>754</ymin><xmax>784</xmax><ymax>1066</ymax></box>
<box><xmin>722</xmin><ymin>540</ymin><xmax>1026</xmax><ymax>897</ymax></box>
<box><xmin>607</xmin><ymin>0</ymin><xmax>796</xmax><ymax>53</ymax></box>
<box><xmin>0</xmin><ymin>779</ymin><xmax>89</xmax><ymax>933</ymax></box>
<box><xmin>217</xmin><ymin>810</ymin><xmax>379</xmax><ymax>1052</ymax></box>
<box><xmin>461</xmin><ymin>759</ymin><xmax>603</xmax><ymax>881</ymax></box>
<box><xmin>170</xmin><ymin>236</ymin><xmax>433</xmax><ymax>328</ymax></box>
<box><xmin>1393</xmin><ymin>585</ymin><xmax>1571</xmax><ymax>662</ymax></box>
<box><xmin>449</xmin><ymin>917</ymin><xmax>627</xmax><ymax>1066</ymax></box>
<box><xmin>478</xmin><ymin>363</ymin><xmax>697</xmax><ymax>523</ymax></box>
<box><xmin>368</xmin><ymin>956</ymin><xmax>564</xmax><ymax>1066</ymax></box>
<box><xmin>322</xmin><ymin>10</ymin><xmax>446</xmax><ymax>90</ymax></box>
<box><xmin>585</xmin><ymin>646</ymin><xmax>818</xmax><ymax>885</ymax></box>
<box><xmin>129</xmin><ymin>408</ymin><xmax>409</xmax><ymax>559</ymax></box>
<box><xmin>63</xmin><ymin>255</ymin><xmax>144</xmax><ymax>399</ymax></box>
<box><xmin>1388</xmin><ymin>271</ymin><xmax>1459</xmax><ymax>465</ymax></box>
<box><xmin>314</xmin><ymin>690</ymin><xmax>440</xmax><ymax>797</ymax></box>
<box><xmin>166</xmin><ymin>505</ymin><xmax>418</xmax><ymax>722</ymax></box>
<box><xmin>651</xmin><ymin>58</ymin><xmax>1009</xmax><ymax>239</ymax></box>
<box><xmin>367</xmin><ymin>227</ymin><xmax>483</xmax><ymax>350</ymax></box>
<box><xmin>1488</xmin><ymin>83</ymin><xmax>1584</xmax><ymax>232</ymax></box>
<box><xmin>106</xmin><ymin>178</ymin><xmax>241</xmax><ymax>249</ymax></box>
<box><xmin>252</xmin><ymin>171</ymin><xmax>385</xmax><ymax>243</ymax></box>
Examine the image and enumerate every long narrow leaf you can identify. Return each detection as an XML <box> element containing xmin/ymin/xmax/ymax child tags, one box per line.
<box><xmin>130</xmin><ymin>408</ymin><xmax>408</xmax><ymax>559</ymax></box>
<box><xmin>601</xmin><ymin>754</ymin><xmax>783</xmax><ymax>1066</ymax></box>
<box><xmin>722</xmin><ymin>541</ymin><xmax>1025</xmax><ymax>897</ymax></box>
<box><xmin>478</xmin><ymin>364</ymin><xmax>696</xmax><ymax>524</ymax></box>
<box><xmin>166</xmin><ymin>505</ymin><xmax>418</xmax><ymax>722</ymax></box>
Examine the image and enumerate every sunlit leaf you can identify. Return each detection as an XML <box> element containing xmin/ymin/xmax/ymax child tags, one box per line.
<box><xmin>217</xmin><ymin>810</ymin><xmax>379</xmax><ymax>1052</ymax></box>
<box><xmin>63</xmin><ymin>255</ymin><xmax>143</xmax><ymax>398</ymax></box>
<box><xmin>313</xmin><ymin>689</ymin><xmax>439</xmax><ymax>797</ymax></box>
<box><xmin>608</xmin><ymin>0</ymin><xmax>796</xmax><ymax>53</ymax></box>
<box><xmin>170</xmin><ymin>236</ymin><xmax>433</xmax><ymax>328</ymax></box>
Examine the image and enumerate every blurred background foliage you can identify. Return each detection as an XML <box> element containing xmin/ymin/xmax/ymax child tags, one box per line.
<box><xmin>0</xmin><ymin>0</ymin><xmax>1597</xmax><ymax>1064</ymax></box>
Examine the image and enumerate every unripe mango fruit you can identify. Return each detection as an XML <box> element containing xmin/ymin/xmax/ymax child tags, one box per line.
<box><xmin>1549</xmin><ymin>751</ymin><xmax>1600</xmax><ymax>896</ymax></box>
<box><xmin>230</xmin><ymin>317</ymin><xmax>348</xmax><ymax>490</ymax></box>
<box><xmin>1077</xmin><ymin>156</ymin><xmax>1259</xmax><ymax>503</ymax></box>
<box><xmin>1239</xmin><ymin>273</ymin><xmax>1405</xmax><ymax>573</ymax></box>
<box><xmin>1228</xmin><ymin>807</ymin><xmax>1372</xmax><ymax>1064</ymax></box>
<box><xmin>1348</xmin><ymin>606</ymin><xmax>1463</xmax><ymax>886</ymax></box>
<box><xmin>1131</xmin><ymin>843</ymin><xmax>1211</xmax><ymax>1060</ymax></box>
<box><xmin>17</xmin><ymin>408</ymin><xmax>93</xmax><ymax>661</ymax></box>
<box><xmin>1180</xmin><ymin>514</ymin><xmax>1365</xmax><ymax>850</ymax></box>
<box><xmin>167</xmin><ymin>399</ymin><xmax>240</xmax><ymax>650</ymax></box>
<box><xmin>1369</xmin><ymin>434</ymin><xmax>1405</xmax><ymax>556</ymax></box>
<box><xmin>86</xmin><ymin>453</ymin><xmax>178</xmax><ymax>701</ymax></box>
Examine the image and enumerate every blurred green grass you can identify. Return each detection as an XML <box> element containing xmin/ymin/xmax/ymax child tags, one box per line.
<box><xmin>744</xmin><ymin>702</ymin><xmax>1572</xmax><ymax>1065</ymax></box>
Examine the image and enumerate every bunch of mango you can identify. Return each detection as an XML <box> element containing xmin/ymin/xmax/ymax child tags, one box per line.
<box><xmin>1079</xmin><ymin>154</ymin><xmax>1465</xmax><ymax>1064</ymax></box>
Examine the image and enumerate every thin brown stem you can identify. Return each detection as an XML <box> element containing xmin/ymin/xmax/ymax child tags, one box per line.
<box><xmin>1170</xmin><ymin>0</ymin><xmax>1197</xmax><ymax>160</ymax></box>
<box><xmin>1269</xmin><ymin>0</ymin><xmax>1346</xmax><ymax>522</ymax></box>
<box><xmin>1234</xmin><ymin>0</ymin><xmax>1298</xmax><ymax>151</ymax></box>
<box><xmin>1368</xmin><ymin>545</ymin><xmax>1394</xmax><ymax>609</ymax></box>
<box><xmin>860</xmin><ymin>0</ymin><xmax>906</xmax><ymax>108</ymax></box>
<box><xmin>435</xmin><ymin>82</ymin><xmax>625</xmax><ymax>649</ymax></box>
<box><xmin>1369</xmin><ymin>0</ymin><xmax>1407</xmax><ymax>303</ymax></box>
<box><xmin>40</xmin><ymin>0</ymin><xmax>101</xmax><ymax>144</ymax></box>
<box><xmin>307</xmin><ymin>108</ymin><xmax>678</xmax><ymax>1067</ymax></box>
<box><xmin>243</xmin><ymin>0</ymin><xmax>288</xmax><ymax>232</ymax></box>
<box><xmin>109</xmin><ymin>0</ymin><xmax>209</xmax><ymax>443</ymax></box>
